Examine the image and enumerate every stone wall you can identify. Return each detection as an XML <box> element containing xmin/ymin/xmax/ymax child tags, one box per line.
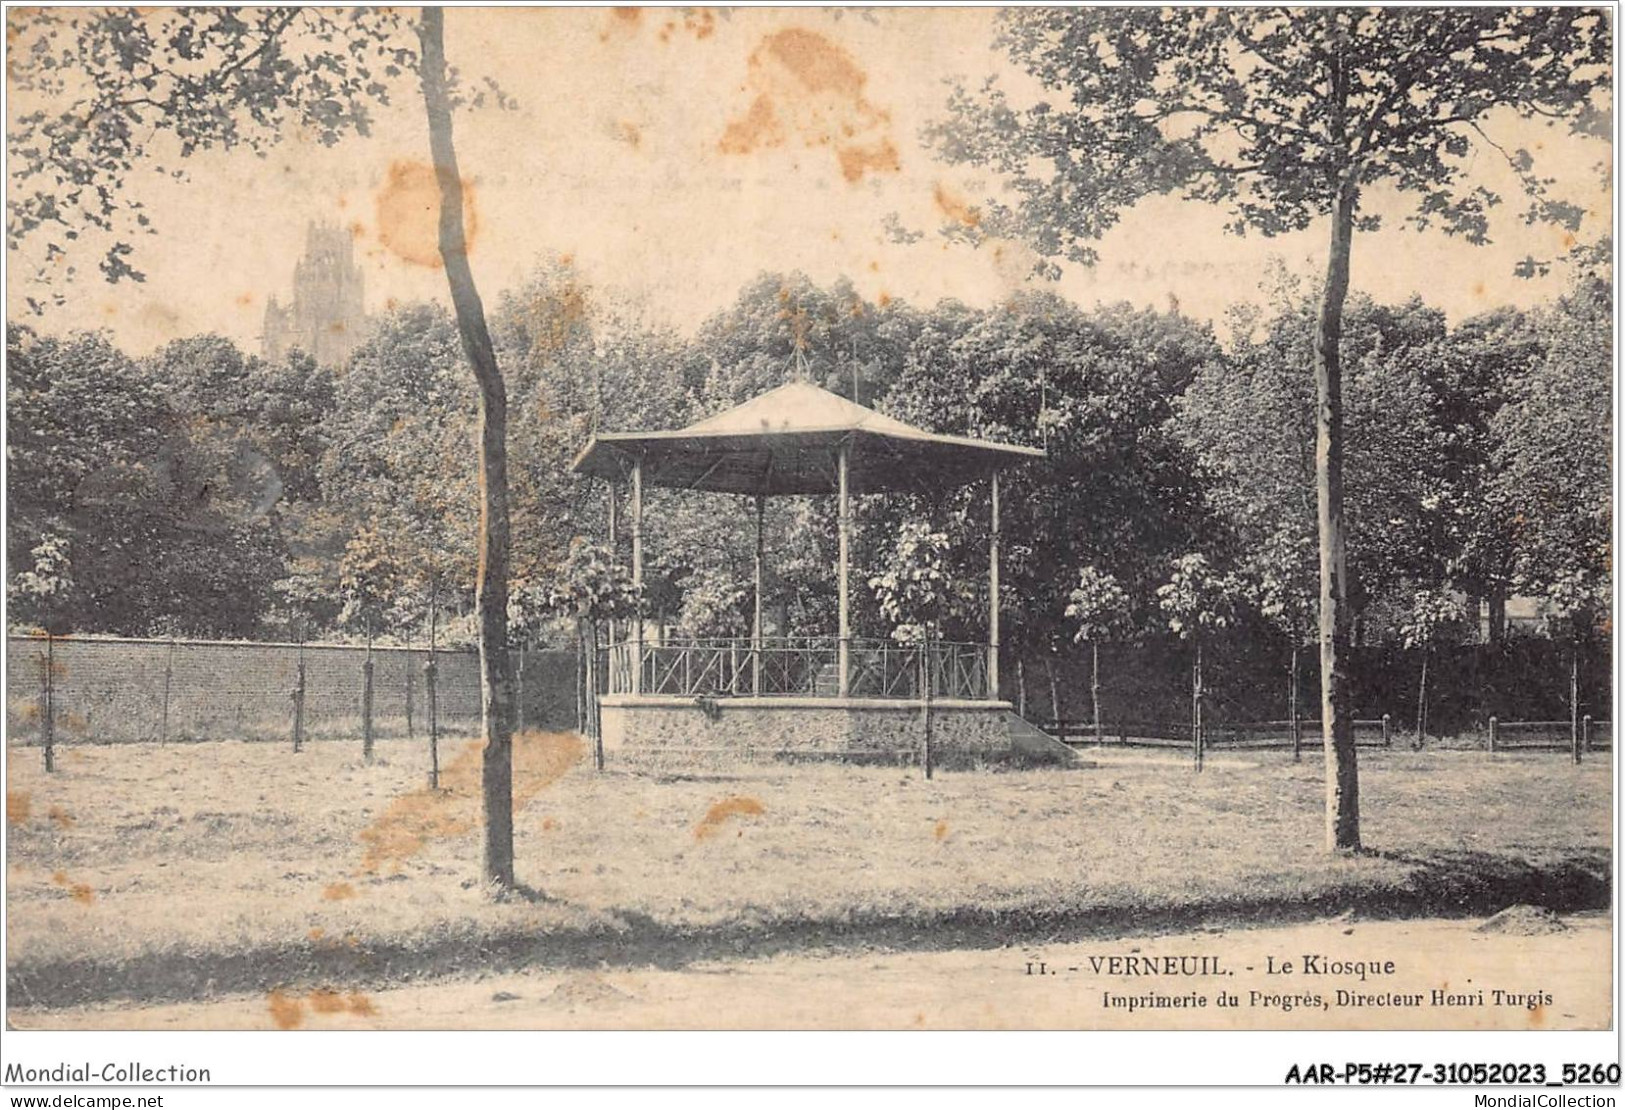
<box><xmin>600</xmin><ymin>695</ymin><xmax>1017</xmax><ymax>767</ymax></box>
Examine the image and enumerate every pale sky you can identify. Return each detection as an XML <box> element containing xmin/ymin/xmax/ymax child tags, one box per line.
<box><xmin>7</xmin><ymin>7</ymin><xmax>1613</xmax><ymax>354</ymax></box>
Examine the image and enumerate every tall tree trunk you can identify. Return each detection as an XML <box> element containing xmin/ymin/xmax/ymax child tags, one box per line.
<box><xmin>1046</xmin><ymin>656</ymin><xmax>1060</xmax><ymax>724</ymax></box>
<box><xmin>1315</xmin><ymin>167</ymin><xmax>1360</xmax><ymax>852</ymax></box>
<box><xmin>420</xmin><ymin>8</ymin><xmax>515</xmax><ymax>890</ymax></box>
<box><xmin>1016</xmin><ymin>657</ymin><xmax>1026</xmax><ymax>718</ymax></box>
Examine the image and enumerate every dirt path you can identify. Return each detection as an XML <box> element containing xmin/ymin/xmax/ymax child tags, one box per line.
<box><xmin>15</xmin><ymin>911</ymin><xmax>1609</xmax><ymax>1031</ymax></box>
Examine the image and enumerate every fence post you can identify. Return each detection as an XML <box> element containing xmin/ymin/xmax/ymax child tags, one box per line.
<box><xmin>1487</xmin><ymin>715</ymin><xmax>1497</xmax><ymax>755</ymax></box>
<box><xmin>1382</xmin><ymin>713</ymin><xmax>1392</xmax><ymax>748</ymax></box>
<box><xmin>919</xmin><ymin>634</ymin><xmax>934</xmax><ymax>781</ymax></box>
<box><xmin>1583</xmin><ymin>714</ymin><xmax>1593</xmax><ymax>754</ymax></box>
<box><xmin>590</xmin><ymin>624</ymin><xmax>604</xmax><ymax>773</ymax></box>
<box><xmin>1289</xmin><ymin>644</ymin><xmax>1301</xmax><ymax>762</ymax></box>
<box><xmin>517</xmin><ymin>643</ymin><xmax>527</xmax><ymax>736</ymax></box>
<box><xmin>1570</xmin><ymin>645</ymin><xmax>1580</xmax><ymax>764</ymax></box>
<box><xmin>426</xmin><ymin>580</ymin><xmax>441</xmax><ymax>790</ymax></box>
<box><xmin>292</xmin><ymin>637</ymin><xmax>307</xmax><ymax>754</ymax></box>
<box><xmin>425</xmin><ymin>651</ymin><xmax>440</xmax><ymax>790</ymax></box>
<box><xmin>40</xmin><ymin>633</ymin><xmax>55</xmax><ymax>773</ymax></box>
<box><xmin>405</xmin><ymin>636</ymin><xmax>415</xmax><ymax>740</ymax></box>
<box><xmin>161</xmin><ymin>637</ymin><xmax>175</xmax><ymax>744</ymax></box>
<box><xmin>362</xmin><ymin>638</ymin><xmax>375</xmax><ymax>764</ymax></box>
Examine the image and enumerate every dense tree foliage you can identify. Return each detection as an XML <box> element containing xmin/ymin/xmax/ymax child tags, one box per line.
<box><xmin>8</xmin><ymin>325</ymin><xmax>302</xmax><ymax>636</ymax></box>
<box><xmin>879</xmin><ymin>294</ymin><xmax>1217</xmax><ymax>653</ymax></box>
<box><xmin>1493</xmin><ymin>243</ymin><xmax>1613</xmax><ymax>629</ymax></box>
<box><xmin>8</xmin><ymin>256</ymin><xmax>1609</xmax><ymax>665</ymax></box>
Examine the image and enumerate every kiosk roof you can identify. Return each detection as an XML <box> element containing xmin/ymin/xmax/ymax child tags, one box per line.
<box><xmin>570</xmin><ymin>381</ymin><xmax>1045</xmax><ymax>495</ymax></box>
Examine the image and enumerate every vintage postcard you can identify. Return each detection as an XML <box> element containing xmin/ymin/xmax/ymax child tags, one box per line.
<box><xmin>1</xmin><ymin>2</ymin><xmax>1615</xmax><ymax>1082</ymax></box>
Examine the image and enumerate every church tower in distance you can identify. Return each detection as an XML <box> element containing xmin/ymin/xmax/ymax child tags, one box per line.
<box><xmin>262</xmin><ymin>221</ymin><xmax>368</xmax><ymax>367</ymax></box>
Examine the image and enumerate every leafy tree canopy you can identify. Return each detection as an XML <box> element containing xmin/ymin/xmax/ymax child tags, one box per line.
<box><xmin>926</xmin><ymin>8</ymin><xmax>1608</xmax><ymax>272</ymax></box>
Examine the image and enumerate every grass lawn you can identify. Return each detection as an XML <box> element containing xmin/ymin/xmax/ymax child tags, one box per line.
<box><xmin>4</xmin><ymin>732</ymin><xmax>1611</xmax><ymax>1008</ymax></box>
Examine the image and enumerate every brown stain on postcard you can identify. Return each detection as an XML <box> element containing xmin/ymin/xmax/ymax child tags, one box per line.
<box><xmin>836</xmin><ymin>142</ymin><xmax>900</xmax><ymax>184</ymax></box>
<box><xmin>6</xmin><ymin>790</ymin><xmax>30</xmax><ymax>826</ymax></box>
<box><xmin>694</xmin><ymin>795</ymin><xmax>766</xmax><ymax>840</ymax></box>
<box><xmin>308</xmin><ymin>988</ymin><xmax>348</xmax><ymax>1014</ymax></box>
<box><xmin>614</xmin><ymin>120</ymin><xmax>643</xmax><ymax>150</ymax></box>
<box><xmin>374</xmin><ymin>160</ymin><xmax>480</xmax><ymax>270</ymax></box>
<box><xmin>763</xmin><ymin>27</ymin><xmax>866</xmax><ymax>96</ymax></box>
<box><xmin>358</xmin><ymin>730</ymin><xmax>583</xmax><ymax>873</ymax></box>
<box><xmin>50</xmin><ymin>870</ymin><xmax>94</xmax><ymax>904</ymax></box>
<box><xmin>718</xmin><ymin>28</ymin><xmax>900</xmax><ymax>183</ymax></box>
<box><xmin>603</xmin><ymin>6</ymin><xmax>716</xmax><ymax>43</ymax></box>
<box><xmin>270</xmin><ymin>987</ymin><xmax>373</xmax><ymax>1026</ymax></box>
<box><xmin>719</xmin><ymin>95</ymin><xmax>784</xmax><ymax>155</ymax></box>
<box><xmin>933</xmin><ymin>183</ymin><xmax>980</xmax><ymax>228</ymax></box>
<box><xmin>267</xmin><ymin>990</ymin><xmax>304</xmax><ymax>1029</ymax></box>
<box><xmin>308</xmin><ymin>988</ymin><xmax>375</xmax><ymax>1017</ymax></box>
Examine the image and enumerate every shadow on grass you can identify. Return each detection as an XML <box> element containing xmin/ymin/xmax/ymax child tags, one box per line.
<box><xmin>8</xmin><ymin>846</ymin><xmax>1609</xmax><ymax>1012</ymax></box>
<box><xmin>1360</xmin><ymin>847</ymin><xmax>1610</xmax><ymax>918</ymax></box>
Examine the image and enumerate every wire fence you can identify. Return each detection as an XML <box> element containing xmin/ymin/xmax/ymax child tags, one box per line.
<box><xmin>1014</xmin><ymin>638</ymin><xmax>1610</xmax><ymax>742</ymax></box>
<box><xmin>5</xmin><ymin>634</ymin><xmax>578</xmax><ymax>749</ymax></box>
<box><xmin>1037</xmin><ymin>713</ymin><xmax>1612</xmax><ymax>758</ymax></box>
<box><xmin>8</xmin><ymin>633</ymin><xmax>1610</xmax><ymax>771</ymax></box>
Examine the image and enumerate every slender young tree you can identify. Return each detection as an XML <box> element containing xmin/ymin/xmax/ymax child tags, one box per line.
<box><xmin>531</xmin><ymin>540</ymin><xmax>638</xmax><ymax>771</ymax></box>
<box><xmin>1156</xmin><ymin>554</ymin><xmax>1240</xmax><ymax>772</ymax></box>
<box><xmin>927</xmin><ymin>7</ymin><xmax>1609</xmax><ymax>849</ymax></box>
<box><xmin>417</xmin><ymin>8</ymin><xmax>519</xmax><ymax>889</ymax></box>
<box><xmin>13</xmin><ymin>534</ymin><xmax>74</xmax><ymax>772</ymax></box>
<box><xmin>1544</xmin><ymin>570</ymin><xmax>1609</xmax><ymax>761</ymax></box>
<box><xmin>870</xmin><ymin>520</ymin><xmax>969</xmax><ymax>780</ymax></box>
<box><xmin>1065</xmin><ymin>566</ymin><xmax>1133</xmax><ymax>745</ymax></box>
<box><xmin>338</xmin><ymin>524</ymin><xmax>401</xmax><ymax>763</ymax></box>
<box><xmin>1398</xmin><ymin>589</ymin><xmax>1466</xmax><ymax>748</ymax></box>
<box><xmin>1248</xmin><ymin>529</ymin><xmax>1319</xmax><ymax>760</ymax></box>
